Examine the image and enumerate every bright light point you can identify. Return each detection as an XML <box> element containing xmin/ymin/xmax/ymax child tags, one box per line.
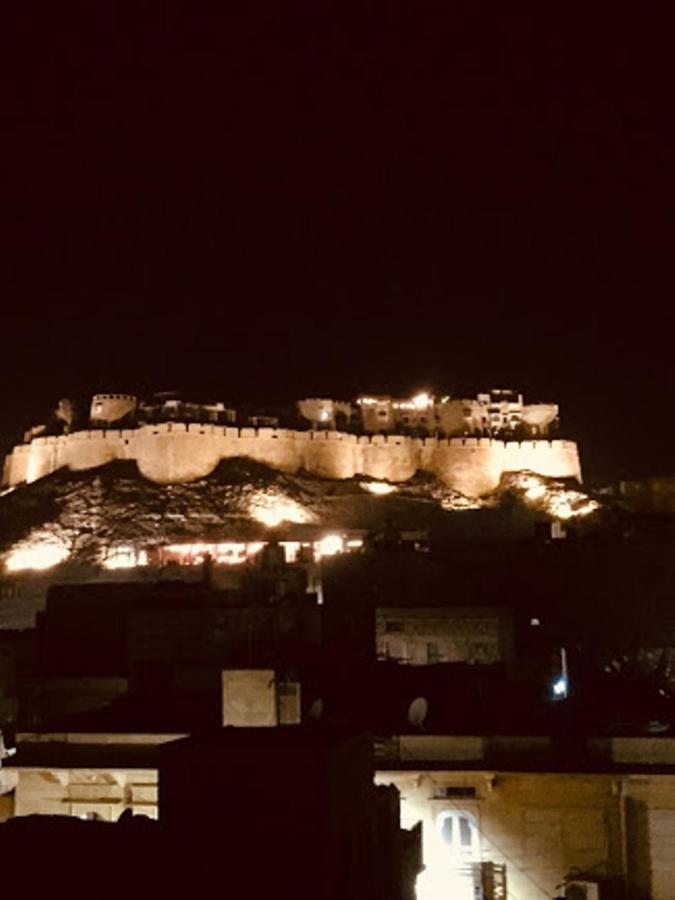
<box><xmin>549</xmin><ymin>494</ymin><xmax>599</xmax><ymax>520</ymax></box>
<box><xmin>251</xmin><ymin>506</ymin><xmax>287</xmax><ymax>527</ymax></box>
<box><xmin>361</xmin><ymin>481</ymin><xmax>397</xmax><ymax>496</ymax></box>
<box><xmin>416</xmin><ymin>869</ymin><xmax>476</xmax><ymax>900</ymax></box>
<box><xmin>552</xmin><ymin>676</ymin><xmax>568</xmax><ymax>698</ymax></box>
<box><xmin>530</xmin><ymin>617</ymin><xmax>541</xmax><ymax>626</ymax></box>
<box><xmin>248</xmin><ymin>492</ymin><xmax>313</xmax><ymax>528</ymax></box>
<box><xmin>103</xmin><ymin>546</ymin><xmax>148</xmax><ymax>570</ymax></box>
<box><xmin>5</xmin><ymin>539</ymin><xmax>70</xmax><ymax>572</ymax></box>
<box><xmin>524</xmin><ymin>484</ymin><xmax>546</xmax><ymax>501</ymax></box>
<box><xmin>316</xmin><ymin>534</ymin><xmax>343</xmax><ymax>558</ymax></box>
<box><xmin>280</xmin><ymin>541</ymin><xmax>301</xmax><ymax>563</ymax></box>
<box><xmin>415</xmin><ymin>810</ymin><xmax>482</xmax><ymax>900</ymax></box>
<box><xmin>412</xmin><ymin>392</ymin><xmax>431</xmax><ymax>410</ymax></box>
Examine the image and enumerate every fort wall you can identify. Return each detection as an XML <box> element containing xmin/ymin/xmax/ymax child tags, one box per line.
<box><xmin>1</xmin><ymin>426</ymin><xmax>582</xmax><ymax>497</ymax></box>
<box><xmin>429</xmin><ymin>438</ymin><xmax>507</xmax><ymax>497</ymax></box>
<box><xmin>504</xmin><ymin>439</ymin><xmax>581</xmax><ymax>481</ymax></box>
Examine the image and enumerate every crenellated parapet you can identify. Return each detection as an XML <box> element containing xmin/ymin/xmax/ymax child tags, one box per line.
<box><xmin>1</xmin><ymin>425</ymin><xmax>582</xmax><ymax>498</ymax></box>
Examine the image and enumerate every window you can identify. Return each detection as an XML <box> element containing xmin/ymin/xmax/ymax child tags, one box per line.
<box><xmin>432</xmin><ymin>786</ymin><xmax>477</xmax><ymax>799</ymax></box>
<box><xmin>459</xmin><ymin>816</ymin><xmax>473</xmax><ymax>847</ymax></box>
<box><xmin>378</xmin><ymin>410</ymin><xmax>387</xmax><ymax>418</ymax></box>
<box><xmin>436</xmin><ymin>811</ymin><xmax>479</xmax><ymax>856</ymax></box>
<box><xmin>385</xmin><ymin>621</ymin><xmax>403</xmax><ymax>633</ymax></box>
<box><xmin>440</xmin><ymin>816</ymin><xmax>454</xmax><ymax>846</ymax></box>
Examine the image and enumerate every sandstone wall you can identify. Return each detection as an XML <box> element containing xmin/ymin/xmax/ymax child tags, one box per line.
<box><xmin>358</xmin><ymin>434</ymin><xmax>418</xmax><ymax>482</ymax></box>
<box><xmin>1</xmin><ymin>426</ymin><xmax>582</xmax><ymax>497</ymax></box>
<box><xmin>380</xmin><ymin>770</ymin><xmax>621</xmax><ymax>900</ymax></box>
<box><xmin>12</xmin><ymin>765</ymin><xmax>159</xmax><ymax>820</ymax></box>
<box><xmin>380</xmin><ymin>768</ymin><xmax>675</xmax><ymax>900</ymax></box>
<box><xmin>504</xmin><ymin>439</ymin><xmax>582</xmax><ymax>483</ymax></box>
<box><xmin>428</xmin><ymin>438</ymin><xmax>506</xmax><ymax>495</ymax></box>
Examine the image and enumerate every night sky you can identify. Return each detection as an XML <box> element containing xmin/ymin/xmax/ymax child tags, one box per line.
<box><xmin>2</xmin><ymin>7</ymin><xmax>673</xmax><ymax>481</ymax></box>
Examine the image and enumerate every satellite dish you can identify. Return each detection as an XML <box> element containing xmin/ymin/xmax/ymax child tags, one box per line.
<box><xmin>407</xmin><ymin>696</ymin><xmax>428</xmax><ymax>729</ymax></box>
<box><xmin>646</xmin><ymin>720</ymin><xmax>670</xmax><ymax>735</ymax></box>
<box><xmin>308</xmin><ymin>698</ymin><xmax>324</xmax><ymax>721</ymax></box>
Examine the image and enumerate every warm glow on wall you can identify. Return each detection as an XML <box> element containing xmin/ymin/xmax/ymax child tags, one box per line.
<box><xmin>523</xmin><ymin>482</ymin><xmax>546</xmax><ymax>502</ymax></box>
<box><xmin>393</xmin><ymin>391</ymin><xmax>432</xmax><ymax>412</ymax></box>
<box><xmin>440</xmin><ymin>494</ymin><xmax>483</xmax><ymax>511</ymax></box>
<box><xmin>160</xmin><ymin>538</ymin><xmax>357</xmax><ymax>566</ymax></box>
<box><xmin>248</xmin><ymin>492</ymin><xmax>313</xmax><ymax>527</ymax></box>
<box><xmin>102</xmin><ymin>546</ymin><xmax>149</xmax><ymax>569</ymax></box>
<box><xmin>5</xmin><ymin>539</ymin><xmax>70</xmax><ymax>572</ymax></box>
<box><xmin>412</xmin><ymin>392</ymin><xmax>432</xmax><ymax>410</ymax></box>
<box><xmin>548</xmin><ymin>494</ymin><xmax>598</xmax><ymax>520</ymax></box>
<box><xmin>360</xmin><ymin>481</ymin><xmax>397</xmax><ymax>496</ymax></box>
<box><xmin>7</xmin><ymin>531</ymin><xmax>366</xmax><ymax>577</ymax></box>
<box><xmin>315</xmin><ymin>534</ymin><xmax>344</xmax><ymax>558</ymax></box>
<box><xmin>511</xmin><ymin>473</ymin><xmax>599</xmax><ymax>520</ymax></box>
<box><xmin>163</xmin><ymin>542</ymin><xmax>265</xmax><ymax>566</ymax></box>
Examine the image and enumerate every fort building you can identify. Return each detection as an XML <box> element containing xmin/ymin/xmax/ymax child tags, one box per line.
<box><xmin>2</xmin><ymin>389</ymin><xmax>580</xmax><ymax>498</ymax></box>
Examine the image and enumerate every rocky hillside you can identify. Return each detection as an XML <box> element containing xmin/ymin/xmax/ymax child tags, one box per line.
<box><xmin>0</xmin><ymin>458</ymin><xmax>602</xmax><ymax>565</ymax></box>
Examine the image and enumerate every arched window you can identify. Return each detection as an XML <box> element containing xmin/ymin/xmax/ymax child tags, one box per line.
<box><xmin>417</xmin><ymin>810</ymin><xmax>482</xmax><ymax>900</ymax></box>
<box><xmin>436</xmin><ymin>810</ymin><xmax>479</xmax><ymax>858</ymax></box>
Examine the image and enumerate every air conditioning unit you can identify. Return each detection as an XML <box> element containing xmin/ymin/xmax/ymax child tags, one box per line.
<box><xmin>565</xmin><ymin>881</ymin><xmax>600</xmax><ymax>900</ymax></box>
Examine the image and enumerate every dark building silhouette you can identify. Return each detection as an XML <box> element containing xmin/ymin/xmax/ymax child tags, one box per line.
<box><xmin>159</xmin><ymin>724</ymin><xmax>421</xmax><ymax>900</ymax></box>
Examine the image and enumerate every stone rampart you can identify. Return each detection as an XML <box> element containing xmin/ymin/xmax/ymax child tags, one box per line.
<box><xmin>430</xmin><ymin>438</ymin><xmax>507</xmax><ymax>497</ymax></box>
<box><xmin>1</xmin><ymin>426</ymin><xmax>582</xmax><ymax>497</ymax></box>
<box><xmin>504</xmin><ymin>439</ymin><xmax>581</xmax><ymax>481</ymax></box>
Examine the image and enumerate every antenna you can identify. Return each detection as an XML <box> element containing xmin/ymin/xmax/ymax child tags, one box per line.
<box><xmin>407</xmin><ymin>696</ymin><xmax>428</xmax><ymax>729</ymax></box>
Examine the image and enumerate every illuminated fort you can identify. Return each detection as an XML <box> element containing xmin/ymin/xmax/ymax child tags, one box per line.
<box><xmin>2</xmin><ymin>388</ymin><xmax>581</xmax><ymax>498</ymax></box>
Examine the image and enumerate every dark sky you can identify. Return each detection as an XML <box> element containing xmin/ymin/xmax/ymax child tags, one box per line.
<box><xmin>2</xmin><ymin>6</ymin><xmax>673</xmax><ymax>481</ymax></box>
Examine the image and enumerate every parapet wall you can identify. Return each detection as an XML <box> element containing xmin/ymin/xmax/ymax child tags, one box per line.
<box><xmin>1</xmin><ymin>425</ymin><xmax>581</xmax><ymax>497</ymax></box>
